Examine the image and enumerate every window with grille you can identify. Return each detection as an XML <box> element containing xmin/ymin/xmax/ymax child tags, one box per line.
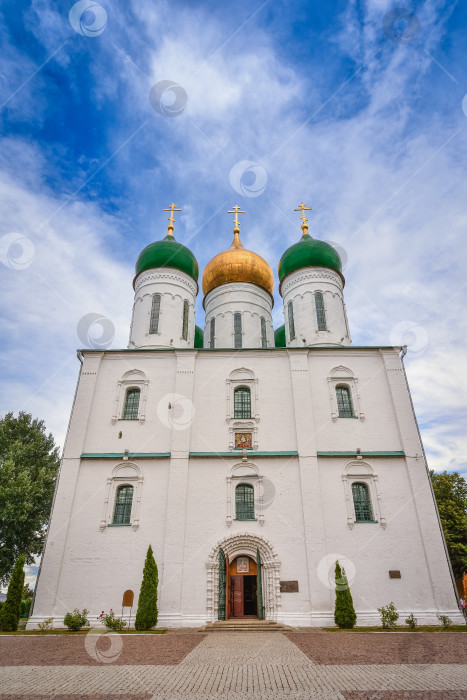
<box><xmin>315</xmin><ymin>291</ymin><xmax>327</xmax><ymax>331</ymax></box>
<box><xmin>352</xmin><ymin>482</ymin><xmax>374</xmax><ymax>522</ymax></box>
<box><xmin>235</xmin><ymin>483</ymin><xmax>255</xmax><ymax>520</ymax></box>
<box><xmin>234</xmin><ymin>387</ymin><xmax>251</xmax><ymax>418</ymax></box>
<box><xmin>260</xmin><ymin>317</ymin><xmax>267</xmax><ymax>348</ymax></box>
<box><xmin>122</xmin><ymin>388</ymin><xmax>140</xmax><ymax>420</ymax></box>
<box><xmin>336</xmin><ymin>385</ymin><xmax>354</xmax><ymax>418</ymax></box>
<box><xmin>182</xmin><ymin>300</ymin><xmax>189</xmax><ymax>340</ymax></box>
<box><xmin>113</xmin><ymin>484</ymin><xmax>134</xmax><ymax>524</ymax></box>
<box><xmin>234</xmin><ymin>312</ymin><xmax>242</xmax><ymax>349</ymax></box>
<box><xmin>210</xmin><ymin>317</ymin><xmax>215</xmax><ymax>348</ymax></box>
<box><xmin>288</xmin><ymin>301</ymin><xmax>295</xmax><ymax>340</ymax></box>
<box><xmin>149</xmin><ymin>294</ymin><xmax>161</xmax><ymax>334</ymax></box>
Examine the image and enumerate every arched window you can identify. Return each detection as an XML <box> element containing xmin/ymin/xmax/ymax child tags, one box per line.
<box><xmin>235</xmin><ymin>483</ymin><xmax>255</xmax><ymax>520</ymax></box>
<box><xmin>288</xmin><ymin>301</ymin><xmax>295</xmax><ymax>340</ymax></box>
<box><xmin>122</xmin><ymin>388</ymin><xmax>140</xmax><ymax>420</ymax></box>
<box><xmin>336</xmin><ymin>385</ymin><xmax>354</xmax><ymax>418</ymax></box>
<box><xmin>234</xmin><ymin>312</ymin><xmax>242</xmax><ymax>349</ymax></box>
<box><xmin>352</xmin><ymin>482</ymin><xmax>374</xmax><ymax>522</ymax></box>
<box><xmin>149</xmin><ymin>294</ymin><xmax>161</xmax><ymax>334</ymax></box>
<box><xmin>210</xmin><ymin>317</ymin><xmax>215</xmax><ymax>348</ymax></box>
<box><xmin>182</xmin><ymin>300</ymin><xmax>189</xmax><ymax>340</ymax></box>
<box><xmin>260</xmin><ymin>317</ymin><xmax>267</xmax><ymax>348</ymax></box>
<box><xmin>315</xmin><ymin>291</ymin><xmax>327</xmax><ymax>331</ymax></box>
<box><xmin>234</xmin><ymin>387</ymin><xmax>251</xmax><ymax>418</ymax></box>
<box><xmin>113</xmin><ymin>484</ymin><xmax>134</xmax><ymax>524</ymax></box>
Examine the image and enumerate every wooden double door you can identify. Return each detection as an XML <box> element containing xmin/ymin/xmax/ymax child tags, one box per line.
<box><xmin>228</xmin><ymin>555</ymin><xmax>258</xmax><ymax>618</ymax></box>
<box><xmin>230</xmin><ymin>574</ymin><xmax>258</xmax><ymax>617</ymax></box>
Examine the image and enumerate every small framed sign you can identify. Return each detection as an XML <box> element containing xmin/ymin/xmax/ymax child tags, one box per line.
<box><xmin>280</xmin><ymin>581</ymin><xmax>299</xmax><ymax>593</ymax></box>
<box><xmin>389</xmin><ymin>570</ymin><xmax>401</xmax><ymax>579</ymax></box>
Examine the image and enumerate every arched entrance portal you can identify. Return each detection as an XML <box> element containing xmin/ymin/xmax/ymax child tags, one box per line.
<box><xmin>206</xmin><ymin>533</ymin><xmax>281</xmax><ymax>622</ymax></box>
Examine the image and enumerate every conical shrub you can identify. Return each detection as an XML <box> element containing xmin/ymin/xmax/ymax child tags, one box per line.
<box><xmin>334</xmin><ymin>560</ymin><xmax>357</xmax><ymax>629</ymax></box>
<box><xmin>135</xmin><ymin>545</ymin><xmax>158</xmax><ymax>631</ymax></box>
<box><xmin>0</xmin><ymin>555</ymin><xmax>25</xmax><ymax>631</ymax></box>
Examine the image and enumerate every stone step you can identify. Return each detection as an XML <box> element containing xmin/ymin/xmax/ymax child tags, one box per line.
<box><xmin>201</xmin><ymin>620</ymin><xmax>288</xmax><ymax>633</ymax></box>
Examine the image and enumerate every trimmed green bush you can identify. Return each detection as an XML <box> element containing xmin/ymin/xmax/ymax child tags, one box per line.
<box><xmin>334</xmin><ymin>560</ymin><xmax>357</xmax><ymax>629</ymax></box>
<box><xmin>20</xmin><ymin>599</ymin><xmax>32</xmax><ymax>618</ymax></box>
<box><xmin>378</xmin><ymin>602</ymin><xmax>399</xmax><ymax>628</ymax></box>
<box><xmin>63</xmin><ymin>608</ymin><xmax>90</xmax><ymax>631</ymax></box>
<box><xmin>135</xmin><ymin>545</ymin><xmax>159</xmax><ymax>631</ymax></box>
<box><xmin>0</xmin><ymin>555</ymin><xmax>25</xmax><ymax>631</ymax></box>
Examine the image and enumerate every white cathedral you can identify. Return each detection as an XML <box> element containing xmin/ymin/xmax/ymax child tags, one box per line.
<box><xmin>29</xmin><ymin>203</ymin><xmax>463</xmax><ymax>628</ymax></box>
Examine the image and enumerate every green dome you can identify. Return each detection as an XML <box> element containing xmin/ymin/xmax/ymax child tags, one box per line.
<box><xmin>278</xmin><ymin>233</ymin><xmax>343</xmax><ymax>288</ymax></box>
<box><xmin>194</xmin><ymin>325</ymin><xmax>204</xmax><ymax>349</ymax></box>
<box><xmin>135</xmin><ymin>234</ymin><xmax>199</xmax><ymax>285</ymax></box>
<box><xmin>274</xmin><ymin>325</ymin><xmax>286</xmax><ymax>348</ymax></box>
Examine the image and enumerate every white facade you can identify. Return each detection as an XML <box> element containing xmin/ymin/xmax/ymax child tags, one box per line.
<box><xmin>281</xmin><ymin>267</ymin><xmax>351</xmax><ymax>347</ymax></box>
<box><xmin>28</xmin><ymin>235</ymin><xmax>463</xmax><ymax>630</ymax></box>
<box><xmin>129</xmin><ymin>267</ymin><xmax>197</xmax><ymax>349</ymax></box>
<box><xmin>204</xmin><ymin>282</ymin><xmax>274</xmax><ymax>349</ymax></box>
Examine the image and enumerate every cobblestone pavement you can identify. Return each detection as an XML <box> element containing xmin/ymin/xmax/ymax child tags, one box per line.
<box><xmin>0</xmin><ymin>632</ymin><xmax>466</xmax><ymax>699</ymax></box>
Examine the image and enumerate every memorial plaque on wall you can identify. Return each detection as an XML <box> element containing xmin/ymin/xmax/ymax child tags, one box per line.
<box><xmin>280</xmin><ymin>580</ymin><xmax>299</xmax><ymax>593</ymax></box>
<box><xmin>389</xmin><ymin>570</ymin><xmax>401</xmax><ymax>579</ymax></box>
<box><xmin>122</xmin><ymin>589</ymin><xmax>134</xmax><ymax>606</ymax></box>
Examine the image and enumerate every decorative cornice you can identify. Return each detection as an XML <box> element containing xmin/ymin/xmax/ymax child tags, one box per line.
<box><xmin>281</xmin><ymin>267</ymin><xmax>343</xmax><ymax>297</ymax></box>
<box><xmin>135</xmin><ymin>268</ymin><xmax>198</xmax><ymax>295</ymax></box>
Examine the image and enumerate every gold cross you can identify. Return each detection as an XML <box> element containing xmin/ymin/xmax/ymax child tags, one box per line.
<box><xmin>163</xmin><ymin>203</ymin><xmax>182</xmax><ymax>234</ymax></box>
<box><xmin>228</xmin><ymin>205</ymin><xmax>246</xmax><ymax>231</ymax></box>
<box><xmin>294</xmin><ymin>202</ymin><xmax>312</xmax><ymax>228</ymax></box>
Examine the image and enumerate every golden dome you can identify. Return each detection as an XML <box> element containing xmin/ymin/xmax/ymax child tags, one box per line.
<box><xmin>202</xmin><ymin>230</ymin><xmax>274</xmax><ymax>299</ymax></box>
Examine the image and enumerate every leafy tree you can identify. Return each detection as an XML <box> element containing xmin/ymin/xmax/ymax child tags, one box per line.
<box><xmin>430</xmin><ymin>470</ymin><xmax>467</xmax><ymax>579</ymax></box>
<box><xmin>23</xmin><ymin>584</ymin><xmax>34</xmax><ymax>600</ymax></box>
<box><xmin>135</xmin><ymin>545</ymin><xmax>159</xmax><ymax>630</ymax></box>
<box><xmin>0</xmin><ymin>555</ymin><xmax>25</xmax><ymax>631</ymax></box>
<box><xmin>0</xmin><ymin>412</ymin><xmax>60</xmax><ymax>585</ymax></box>
<box><xmin>334</xmin><ymin>560</ymin><xmax>357</xmax><ymax>629</ymax></box>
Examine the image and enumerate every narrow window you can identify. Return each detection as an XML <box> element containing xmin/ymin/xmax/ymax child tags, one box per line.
<box><xmin>234</xmin><ymin>387</ymin><xmax>251</xmax><ymax>418</ymax></box>
<box><xmin>210</xmin><ymin>317</ymin><xmax>215</xmax><ymax>348</ymax></box>
<box><xmin>352</xmin><ymin>482</ymin><xmax>374</xmax><ymax>522</ymax></box>
<box><xmin>236</xmin><ymin>484</ymin><xmax>255</xmax><ymax>520</ymax></box>
<box><xmin>122</xmin><ymin>388</ymin><xmax>140</xmax><ymax>420</ymax></box>
<box><xmin>113</xmin><ymin>485</ymin><xmax>133</xmax><ymax>524</ymax></box>
<box><xmin>260</xmin><ymin>317</ymin><xmax>267</xmax><ymax>348</ymax></box>
<box><xmin>336</xmin><ymin>385</ymin><xmax>354</xmax><ymax>418</ymax></box>
<box><xmin>288</xmin><ymin>301</ymin><xmax>295</xmax><ymax>340</ymax></box>
<box><xmin>315</xmin><ymin>291</ymin><xmax>327</xmax><ymax>331</ymax></box>
<box><xmin>149</xmin><ymin>294</ymin><xmax>161</xmax><ymax>334</ymax></box>
<box><xmin>234</xmin><ymin>312</ymin><xmax>242</xmax><ymax>349</ymax></box>
<box><xmin>182</xmin><ymin>300</ymin><xmax>189</xmax><ymax>341</ymax></box>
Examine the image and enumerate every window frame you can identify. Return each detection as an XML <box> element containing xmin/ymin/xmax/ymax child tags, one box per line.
<box><xmin>112</xmin><ymin>484</ymin><xmax>134</xmax><ymax>525</ymax></box>
<box><xmin>314</xmin><ymin>291</ymin><xmax>327</xmax><ymax>331</ymax></box>
<box><xmin>335</xmin><ymin>384</ymin><xmax>355</xmax><ymax>418</ymax></box>
<box><xmin>260</xmin><ymin>316</ymin><xmax>267</xmax><ymax>349</ymax></box>
<box><xmin>235</xmin><ymin>482</ymin><xmax>256</xmax><ymax>521</ymax></box>
<box><xmin>100</xmin><ymin>462</ymin><xmax>143</xmax><ymax>531</ymax></box>
<box><xmin>210</xmin><ymin>317</ymin><xmax>215</xmax><ymax>348</ymax></box>
<box><xmin>149</xmin><ymin>294</ymin><xmax>161</xmax><ymax>335</ymax></box>
<box><xmin>112</xmin><ymin>370</ymin><xmax>148</xmax><ymax>425</ymax></box>
<box><xmin>182</xmin><ymin>299</ymin><xmax>189</xmax><ymax>341</ymax></box>
<box><xmin>342</xmin><ymin>461</ymin><xmax>384</xmax><ymax>529</ymax></box>
<box><xmin>122</xmin><ymin>387</ymin><xmax>141</xmax><ymax>420</ymax></box>
<box><xmin>287</xmin><ymin>301</ymin><xmax>296</xmax><ymax>341</ymax></box>
<box><xmin>233</xmin><ymin>386</ymin><xmax>251</xmax><ymax>419</ymax></box>
<box><xmin>327</xmin><ymin>366</ymin><xmax>364</xmax><ymax>422</ymax></box>
<box><xmin>233</xmin><ymin>312</ymin><xmax>243</xmax><ymax>349</ymax></box>
<box><xmin>351</xmin><ymin>482</ymin><xmax>375</xmax><ymax>523</ymax></box>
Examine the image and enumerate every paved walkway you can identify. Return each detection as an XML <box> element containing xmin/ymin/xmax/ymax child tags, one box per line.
<box><xmin>0</xmin><ymin>631</ymin><xmax>466</xmax><ymax>699</ymax></box>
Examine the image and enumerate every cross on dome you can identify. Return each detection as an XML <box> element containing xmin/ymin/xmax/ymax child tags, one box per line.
<box><xmin>228</xmin><ymin>205</ymin><xmax>246</xmax><ymax>233</ymax></box>
<box><xmin>164</xmin><ymin>203</ymin><xmax>182</xmax><ymax>236</ymax></box>
<box><xmin>294</xmin><ymin>202</ymin><xmax>312</xmax><ymax>232</ymax></box>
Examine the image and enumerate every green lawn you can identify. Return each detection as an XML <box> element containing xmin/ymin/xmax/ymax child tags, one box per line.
<box><xmin>0</xmin><ymin>629</ymin><xmax>167</xmax><ymax>635</ymax></box>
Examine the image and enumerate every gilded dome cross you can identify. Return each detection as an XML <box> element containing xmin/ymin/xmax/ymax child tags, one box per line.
<box><xmin>294</xmin><ymin>202</ymin><xmax>312</xmax><ymax>231</ymax></box>
<box><xmin>164</xmin><ymin>203</ymin><xmax>182</xmax><ymax>235</ymax></box>
<box><xmin>228</xmin><ymin>205</ymin><xmax>246</xmax><ymax>233</ymax></box>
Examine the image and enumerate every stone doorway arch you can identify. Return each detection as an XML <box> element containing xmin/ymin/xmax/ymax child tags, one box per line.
<box><xmin>206</xmin><ymin>533</ymin><xmax>281</xmax><ymax>622</ymax></box>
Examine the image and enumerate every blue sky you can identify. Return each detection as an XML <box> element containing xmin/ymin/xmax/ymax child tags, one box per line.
<box><xmin>0</xmin><ymin>0</ymin><xmax>466</xmax><ymax>483</ymax></box>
